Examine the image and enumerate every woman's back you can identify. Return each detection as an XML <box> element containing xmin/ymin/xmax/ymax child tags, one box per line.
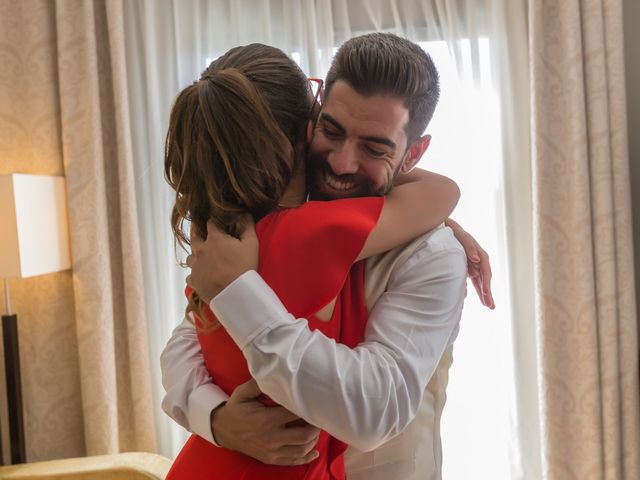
<box><xmin>166</xmin><ymin>197</ymin><xmax>384</xmax><ymax>480</ymax></box>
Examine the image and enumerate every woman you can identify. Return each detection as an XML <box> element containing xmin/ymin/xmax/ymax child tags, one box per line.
<box><xmin>164</xmin><ymin>44</ymin><xmax>460</xmax><ymax>479</ymax></box>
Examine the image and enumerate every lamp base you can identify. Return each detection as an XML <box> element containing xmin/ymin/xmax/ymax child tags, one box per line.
<box><xmin>2</xmin><ymin>314</ymin><xmax>25</xmax><ymax>464</ymax></box>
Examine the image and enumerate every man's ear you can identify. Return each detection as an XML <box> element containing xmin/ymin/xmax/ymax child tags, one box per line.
<box><xmin>401</xmin><ymin>135</ymin><xmax>431</xmax><ymax>173</ymax></box>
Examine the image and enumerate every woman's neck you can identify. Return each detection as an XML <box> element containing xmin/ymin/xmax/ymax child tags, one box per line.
<box><xmin>278</xmin><ymin>161</ymin><xmax>307</xmax><ymax>208</ymax></box>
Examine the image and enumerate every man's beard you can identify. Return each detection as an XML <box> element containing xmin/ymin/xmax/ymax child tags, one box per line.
<box><xmin>307</xmin><ymin>152</ymin><xmax>401</xmax><ymax>201</ymax></box>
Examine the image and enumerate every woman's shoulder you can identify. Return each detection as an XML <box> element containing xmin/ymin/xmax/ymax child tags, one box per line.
<box><xmin>256</xmin><ymin>196</ymin><xmax>384</xmax><ymax>318</ymax></box>
<box><xmin>257</xmin><ymin>196</ymin><xmax>383</xmax><ymax>237</ymax></box>
<box><xmin>303</xmin><ymin>196</ymin><xmax>384</xmax><ymax>212</ymax></box>
<box><xmin>276</xmin><ymin>196</ymin><xmax>383</xmax><ymax>222</ymax></box>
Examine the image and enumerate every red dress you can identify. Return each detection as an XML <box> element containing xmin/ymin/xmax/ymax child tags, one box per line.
<box><xmin>166</xmin><ymin>197</ymin><xmax>384</xmax><ymax>480</ymax></box>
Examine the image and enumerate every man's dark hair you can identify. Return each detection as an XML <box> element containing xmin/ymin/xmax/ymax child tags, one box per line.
<box><xmin>325</xmin><ymin>33</ymin><xmax>440</xmax><ymax>145</ymax></box>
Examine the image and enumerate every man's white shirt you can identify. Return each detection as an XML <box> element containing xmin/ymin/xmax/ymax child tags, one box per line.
<box><xmin>161</xmin><ymin>225</ymin><xmax>466</xmax><ymax>460</ymax></box>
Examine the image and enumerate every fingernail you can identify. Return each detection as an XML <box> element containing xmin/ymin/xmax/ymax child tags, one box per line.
<box><xmin>471</xmin><ymin>255</ymin><xmax>480</xmax><ymax>262</ymax></box>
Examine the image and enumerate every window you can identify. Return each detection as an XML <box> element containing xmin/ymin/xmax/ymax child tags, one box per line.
<box><xmin>421</xmin><ymin>40</ymin><xmax>513</xmax><ymax>479</ymax></box>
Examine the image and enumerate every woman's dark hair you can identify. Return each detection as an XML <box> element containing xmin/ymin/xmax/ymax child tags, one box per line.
<box><xmin>164</xmin><ymin>44</ymin><xmax>312</xmax><ymax>330</ymax></box>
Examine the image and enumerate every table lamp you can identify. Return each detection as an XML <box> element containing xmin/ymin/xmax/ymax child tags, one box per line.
<box><xmin>0</xmin><ymin>174</ymin><xmax>71</xmax><ymax>464</ymax></box>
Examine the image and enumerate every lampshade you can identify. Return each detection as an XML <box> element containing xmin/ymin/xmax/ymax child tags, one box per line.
<box><xmin>0</xmin><ymin>174</ymin><xmax>71</xmax><ymax>279</ymax></box>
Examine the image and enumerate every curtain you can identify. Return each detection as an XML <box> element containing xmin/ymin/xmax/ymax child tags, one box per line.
<box><xmin>530</xmin><ymin>0</ymin><xmax>640</xmax><ymax>478</ymax></box>
<box><xmin>55</xmin><ymin>0</ymin><xmax>156</xmax><ymax>455</ymax></box>
<box><xmin>0</xmin><ymin>0</ymin><xmax>156</xmax><ymax>461</ymax></box>
<box><xmin>0</xmin><ymin>0</ymin><xmax>83</xmax><ymax>462</ymax></box>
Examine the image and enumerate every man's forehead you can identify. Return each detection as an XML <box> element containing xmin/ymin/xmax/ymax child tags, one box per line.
<box><xmin>321</xmin><ymin>81</ymin><xmax>410</xmax><ymax>139</ymax></box>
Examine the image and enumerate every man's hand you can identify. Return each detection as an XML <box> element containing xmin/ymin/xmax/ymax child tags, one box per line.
<box><xmin>186</xmin><ymin>217</ymin><xmax>259</xmax><ymax>304</ymax></box>
<box><xmin>211</xmin><ymin>379</ymin><xmax>321</xmax><ymax>466</ymax></box>
<box><xmin>445</xmin><ymin>218</ymin><xmax>495</xmax><ymax>309</ymax></box>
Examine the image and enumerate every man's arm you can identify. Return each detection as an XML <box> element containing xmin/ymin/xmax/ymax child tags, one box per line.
<box><xmin>165</xmin><ymin>219</ymin><xmax>480</xmax><ymax>458</ymax></box>
<box><xmin>161</xmin><ymin>313</ymin><xmax>322</xmax><ymax>465</ymax></box>
<box><xmin>209</xmin><ymin>230</ymin><xmax>466</xmax><ymax>452</ymax></box>
<box><xmin>160</xmin><ymin>315</ymin><xmax>229</xmax><ymax>444</ymax></box>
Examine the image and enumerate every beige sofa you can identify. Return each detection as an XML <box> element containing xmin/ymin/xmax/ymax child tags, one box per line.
<box><xmin>0</xmin><ymin>452</ymin><xmax>171</xmax><ymax>480</ymax></box>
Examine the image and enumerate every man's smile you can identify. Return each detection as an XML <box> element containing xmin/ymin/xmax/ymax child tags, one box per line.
<box><xmin>324</xmin><ymin>171</ymin><xmax>357</xmax><ymax>192</ymax></box>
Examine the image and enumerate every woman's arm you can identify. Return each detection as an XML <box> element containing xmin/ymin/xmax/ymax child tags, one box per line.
<box><xmin>445</xmin><ymin>218</ymin><xmax>495</xmax><ymax>309</ymax></box>
<box><xmin>357</xmin><ymin>168</ymin><xmax>460</xmax><ymax>260</ymax></box>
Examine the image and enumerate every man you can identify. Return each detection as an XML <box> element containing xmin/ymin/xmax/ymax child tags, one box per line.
<box><xmin>162</xmin><ymin>33</ymin><xmax>493</xmax><ymax>479</ymax></box>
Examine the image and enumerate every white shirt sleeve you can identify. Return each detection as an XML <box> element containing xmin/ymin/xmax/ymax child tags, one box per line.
<box><xmin>160</xmin><ymin>314</ymin><xmax>230</xmax><ymax>445</ymax></box>
<box><xmin>210</xmin><ymin>232</ymin><xmax>467</xmax><ymax>452</ymax></box>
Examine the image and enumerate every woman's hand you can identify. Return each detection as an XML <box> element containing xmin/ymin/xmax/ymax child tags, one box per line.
<box><xmin>445</xmin><ymin>218</ymin><xmax>495</xmax><ymax>309</ymax></box>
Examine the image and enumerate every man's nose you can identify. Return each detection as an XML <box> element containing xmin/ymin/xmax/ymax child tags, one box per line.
<box><xmin>329</xmin><ymin>142</ymin><xmax>359</xmax><ymax>175</ymax></box>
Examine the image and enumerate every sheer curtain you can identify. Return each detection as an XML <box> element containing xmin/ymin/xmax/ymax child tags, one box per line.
<box><xmin>122</xmin><ymin>2</ymin><xmax>535</xmax><ymax>478</ymax></box>
<box><xmin>334</xmin><ymin>2</ymin><xmax>536</xmax><ymax>478</ymax></box>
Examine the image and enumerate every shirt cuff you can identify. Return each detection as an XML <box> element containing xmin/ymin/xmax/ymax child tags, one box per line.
<box><xmin>187</xmin><ymin>383</ymin><xmax>230</xmax><ymax>446</ymax></box>
<box><xmin>210</xmin><ymin>270</ymin><xmax>290</xmax><ymax>350</ymax></box>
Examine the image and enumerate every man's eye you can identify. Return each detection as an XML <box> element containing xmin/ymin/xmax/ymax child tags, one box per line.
<box><xmin>364</xmin><ymin>145</ymin><xmax>385</xmax><ymax>157</ymax></box>
<box><xmin>321</xmin><ymin>126</ymin><xmax>341</xmax><ymax>139</ymax></box>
